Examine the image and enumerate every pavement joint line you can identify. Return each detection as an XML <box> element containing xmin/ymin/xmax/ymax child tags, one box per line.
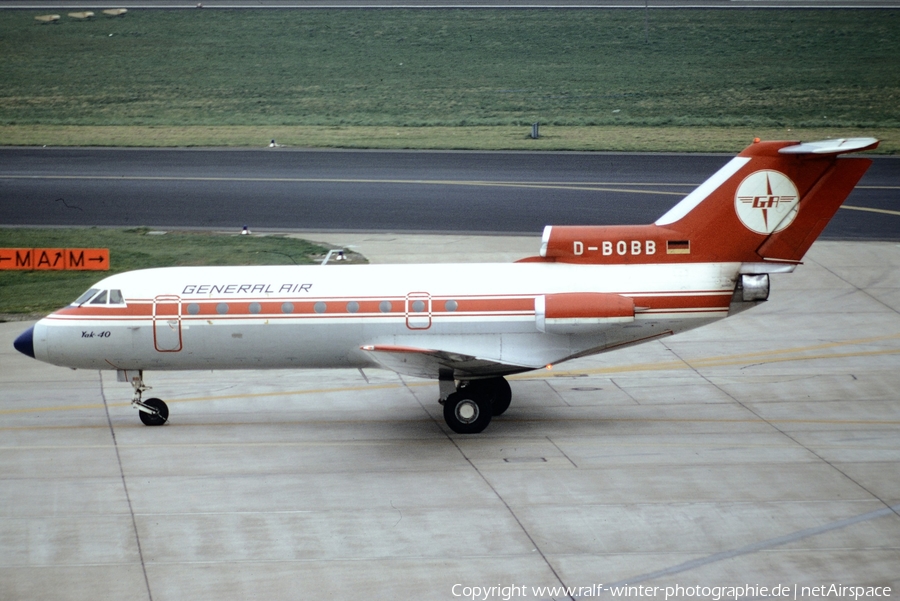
<box><xmin>666</xmin><ymin>334</ymin><xmax>900</xmax><ymax>535</ymax></box>
<box><xmin>548</xmin><ymin>435</ymin><xmax>580</xmax><ymax>468</ymax></box>
<box><xmin>443</xmin><ymin>420</ymin><xmax>577</xmax><ymax>599</ymax></box>
<box><xmin>397</xmin><ymin>372</ymin><xmax>576</xmax><ymax>598</ymax></box>
<box><xmin>99</xmin><ymin>372</ymin><xmax>154</xmax><ymax>601</ymax></box>
<box><xmin>2</xmin><ymin>337</ymin><xmax>899</xmax><ymax>417</ymax></box>
<box><xmin>604</xmin><ymin>501</ymin><xmax>900</xmax><ymax>589</ymax></box>
<box><xmin>773</xmin><ymin>250</ymin><xmax>900</xmax><ymax>518</ymax></box>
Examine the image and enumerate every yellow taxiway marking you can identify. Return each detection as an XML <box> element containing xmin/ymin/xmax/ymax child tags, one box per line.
<box><xmin>6</xmin><ymin>175</ymin><xmax>897</xmax><ymax>209</ymax></box>
<box><xmin>3</xmin><ymin>413</ymin><xmax>900</xmax><ymax>437</ymax></box>
<box><xmin>6</xmin><ymin>175</ymin><xmax>897</xmax><ymax>190</ymax></box>
<box><xmin>840</xmin><ymin>205</ymin><xmax>900</xmax><ymax>217</ymax></box>
<box><xmin>516</xmin><ymin>331</ymin><xmax>900</xmax><ymax>379</ymax></box>
<box><xmin>1</xmin><ymin>174</ymin><xmax>689</xmax><ymax>196</ymax></box>
<box><xmin>1</xmin><ymin>174</ymin><xmax>691</xmax><ymax>186</ymax></box>
<box><xmin>2</xmin><ymin>333</ymin><xmax>899</xmax><ymax>419</ymax></box>
<box><xmin>0</xmin><ymin>383</ymin><xmax>404</xmax><ymax>416</ymax></box>
<box><xmin>3</xmin><ymin>433</ymin><xmax>900</xmax><ymax>450</ymax></box>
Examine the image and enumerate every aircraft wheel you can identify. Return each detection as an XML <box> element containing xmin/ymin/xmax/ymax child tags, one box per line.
<box><xmin>488</xmin><ymin>377</ymin><xmax>512</xmax><ymax>416</ymax></box>
<box><xmin>139</xmin><ymin>398</ymin><xmax>169</xmax><ymax>426</ymax></box>
<box><xmin>466</xmin><ymin>377</ymin><xmax>512</xmax><ymax>416</ymax></box>
<box><xmin>443</xmin><ymin>391</ymin><xmax>492</xmax><ymax>434</ymax></box>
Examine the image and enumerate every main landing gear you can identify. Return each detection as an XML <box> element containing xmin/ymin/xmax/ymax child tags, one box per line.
<box><xmin>120</xmin><ymin>370</ymin><xmax>169</xmax><ymax>426</ymax></box>
<box><xmin>440</xmin><ymin>376</ymin><xmax>512</xmax><ymax>434</ymax></box>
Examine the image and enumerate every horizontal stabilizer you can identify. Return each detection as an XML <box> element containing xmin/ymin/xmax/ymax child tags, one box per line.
<box><xmin>778</xmin><ymin>137</ymin><xmax>879</xmax><ymax>155</ymax></box>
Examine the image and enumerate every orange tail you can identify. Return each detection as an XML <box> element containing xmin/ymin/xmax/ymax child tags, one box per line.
<box><xmin>526</xmin><ymin>138</ymin><xmax>878</xmax><ymax>266</ymax></box>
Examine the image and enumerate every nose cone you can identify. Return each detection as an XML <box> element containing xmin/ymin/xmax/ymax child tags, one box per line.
<box><xmin>14</xmin><ymin>326</ymin><xmax>35</xmax><ymax>359</ymax></box>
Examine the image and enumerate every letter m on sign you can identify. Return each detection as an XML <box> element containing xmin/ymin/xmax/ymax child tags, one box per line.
<box><xmin>68</xmin><ymin>250</ymin><xmax>85</xmax><ymax>269</ymax></box>
<box><xmin>0</xmin><ymin>249</ymin><xmax>31</xmax><ymax>270</ymax></box>
<box><xmin>68</xmin><ymin>249</ymin><xmax>109</xmax><ymax>271</ymax></box>
<box><xmin>0</xmin><ymin>249</ymin><xmax>33</xmax><ymax>270</ymax></box>
<box><xmin>15</xmin><ymin>249</ymin><xmax>31</xmax><ymax>269</ymax></box>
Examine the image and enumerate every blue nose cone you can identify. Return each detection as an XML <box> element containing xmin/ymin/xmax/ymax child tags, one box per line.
<box><xmin>14</xmin><ymin>326</ymin><xmax>35</xmax><ymax>359</ymax></box>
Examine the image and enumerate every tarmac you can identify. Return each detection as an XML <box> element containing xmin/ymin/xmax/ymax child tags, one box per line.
<box><xmin>1</xmin><ymin>234</ymin><xmax>899</xmax><ymax>601</ymax></box>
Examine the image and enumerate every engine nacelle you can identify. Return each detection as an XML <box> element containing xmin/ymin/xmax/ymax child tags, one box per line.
<box><xmin>536</xmin><ymin>292</ymin><xmax>635</xmax><ymax>334</ymax></box>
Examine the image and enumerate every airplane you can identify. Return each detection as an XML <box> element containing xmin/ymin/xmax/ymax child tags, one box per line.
<box><xmin>13</xmin><ymin>137</ymin><xmax>878</xmax><ymax>434</ymax></box>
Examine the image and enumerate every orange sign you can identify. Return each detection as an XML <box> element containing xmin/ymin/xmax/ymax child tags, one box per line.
<box><xmin>33</xmin><ymin>248</ymin><xmax>67</xmax><ymax>271</ymax></box>
<box><xmin>0</xmin><ymin>248</ymin><xmax>35</xmax><ymax>270</ymax></box>
<box><xmin>0</xmin><ymin>248</ymin><xmax>109</xmax><ymax>271</ymax></box>
<box><xmin>66</xmin><ymin>248</ymin><xmax>109</xmax><ymax>270</ymax></box>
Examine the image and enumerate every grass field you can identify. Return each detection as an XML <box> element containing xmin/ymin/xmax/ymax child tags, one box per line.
<box><xmin>3</xmin><ymin>124</ymin><xmax>899</xmax><ymax>152</ymax></box>
<box><xmin>1</xmin><ymin>9</ymin><xmax>898</xmax><ymax>150</ymax></box>
<box><xmin>0</xmin><ymin>228</ymin><xmax>339</xmax><ymax>316</ymax></box>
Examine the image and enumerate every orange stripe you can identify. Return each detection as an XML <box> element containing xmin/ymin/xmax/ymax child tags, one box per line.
<box><xmin>48</xmin><ymin>291</ymin><xmax>735</xmax><ymax>320</ymax></box>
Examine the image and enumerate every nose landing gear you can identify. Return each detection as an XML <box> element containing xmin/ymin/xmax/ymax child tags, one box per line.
<box><xmin>138</xmin><ymin>398</ymin><xmax>169</xmax><ymax>426</ymax></box>
<box><xmin>119</xmin><ymin>370</ymin><xmax>169</xmax><ymax>426</ymax></box>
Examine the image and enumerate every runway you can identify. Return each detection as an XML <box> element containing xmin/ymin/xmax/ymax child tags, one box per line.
<box><xmin>5</xmin><ymin>0</ymin><xmax>900</xmax><ymax>7</ymax></box>
<box><xmin>1</xmin><ymin>147</ymin><xmax>898</xmax><ymax>238</ymax></box>
<box><xmin>2</xmin><ymin>234</ymin><xmax>899</xmax><ymax>600</ymax></box>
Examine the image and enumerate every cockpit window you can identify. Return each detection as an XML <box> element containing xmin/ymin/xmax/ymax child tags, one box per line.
<box><xmin>72</xmin><ymin>288</ymin><xmax>126</xmax><ymax>307</ymax></box>
<box><xmin>73</xmin><ymin>288</ymin><xmax>100</xmax><ymax>306</ymax></box>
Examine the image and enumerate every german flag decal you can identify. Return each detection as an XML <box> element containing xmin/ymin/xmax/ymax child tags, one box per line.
<box><xmin>667</xmin><ymin>240</ymin><xmax>691</xmax><ymax>255</ymax></box>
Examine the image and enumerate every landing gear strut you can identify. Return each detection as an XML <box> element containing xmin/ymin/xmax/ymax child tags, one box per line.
<box><xmin>119</xmin><ymin>370</ymin><xmax>169</xmax><ymax>426</ymax></box>
<box><xmin>440</xmin><ymin>376</ymin><xmax>511</xmax><ymax>434</ymax></box>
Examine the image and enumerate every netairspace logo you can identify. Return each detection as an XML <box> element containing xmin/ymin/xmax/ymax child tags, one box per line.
<box><xmin>451</xmin><ymin>583</ymin><xmax>893</xmax><ymax>600</ymax></box>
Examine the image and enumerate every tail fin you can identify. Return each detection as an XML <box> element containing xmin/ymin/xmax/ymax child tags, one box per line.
<box><xmin>527</xmin><ymin>138</ymin><xmax>878</xmax><ymax>266</ymax></box>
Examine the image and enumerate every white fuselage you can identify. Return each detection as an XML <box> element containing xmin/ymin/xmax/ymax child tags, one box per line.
<box><xmin>31</xmin><ymin>261</ymin><xmax>742</xmax><ymax>378</ymax></box>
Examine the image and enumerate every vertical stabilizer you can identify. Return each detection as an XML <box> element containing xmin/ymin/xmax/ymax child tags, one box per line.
<box><xmin>656</xmin><ymin>137</ymin><xmax>878</xmax><ymax>264</ymax></box>
<box><xmin>526</xmin><ymin>138</ymin><xmax>877</xmax><ymax>266</ymax></box>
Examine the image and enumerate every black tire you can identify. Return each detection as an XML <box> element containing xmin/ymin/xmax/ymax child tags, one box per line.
<box><xmin>488</xmin><ymin>377</ymin><xmax>512</xmax><ymax>416</ymax></box>
<box><xmin>466</xmin><ymin>377</ymin><xmax>512</xmax><ymax>416</ymax></box>
<box><xmin>139</xmin><ymin>397</ymin><xmax>169</xmax><ymax>426</ymax></box>
<box><xmin>443</xmin><ymin>391</ymin><xmax>492</xmax><ymax>434</ymax></box>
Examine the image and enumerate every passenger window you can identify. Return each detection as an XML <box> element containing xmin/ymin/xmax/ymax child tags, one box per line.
<box><xmin>90</xmin><ymin>290</ymin><xmax>109</xmax><ymax>305</ymax></box>
<box><xmin>109</xmin><ymin>290</ymin><xmax>125</xmax><ymax>305</ymax></box>
<box><xmin>73</xmin><ymin>288</ymin><xmax>99</xmax><ymax>305</ymax></box>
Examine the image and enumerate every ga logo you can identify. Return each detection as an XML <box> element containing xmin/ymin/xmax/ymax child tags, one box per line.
<box><xmin>734</xmin><ymin>170</ymin><xmax>800</xmax><ymax>235</ymax></box>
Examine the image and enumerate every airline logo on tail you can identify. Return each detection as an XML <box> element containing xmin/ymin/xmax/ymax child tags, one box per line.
<box><xmin>734</xmin><ymin>170</ymin><xmax>800</xmax><ymax>234</ymax></box>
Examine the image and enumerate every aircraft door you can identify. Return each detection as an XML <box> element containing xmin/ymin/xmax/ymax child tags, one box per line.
<box><xmin>153</xmin><ymin>295</ymin><xmax>183</xmax><ymax>352</ymax></box>
<box><xmin>405</xmin><ymin>292</ymin><xmax>432</xmax><ymax>330</ymax></box>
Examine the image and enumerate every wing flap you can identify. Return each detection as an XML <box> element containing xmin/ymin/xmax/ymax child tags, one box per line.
<box><xmin>361</xmin><ymin>344</ymin><xmax>536</xmax><ymax>380</ymax></box>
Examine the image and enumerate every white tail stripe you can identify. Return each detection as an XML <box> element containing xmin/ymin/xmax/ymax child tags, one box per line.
<box><xmin>655</xmin><ymin>157</ymin><xmax>750</xmax><ymax>226</ymax></box>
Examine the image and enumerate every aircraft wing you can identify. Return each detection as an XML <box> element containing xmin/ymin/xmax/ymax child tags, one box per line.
<box><xmin>361</xmin><ymin>292</ymin><xmax>637</xmax><ymax>380</ymax></box>
<box><xmin>360</xmin><ymin>344</ymin><xmax>538</xmax><ymax>380</ymax></box>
